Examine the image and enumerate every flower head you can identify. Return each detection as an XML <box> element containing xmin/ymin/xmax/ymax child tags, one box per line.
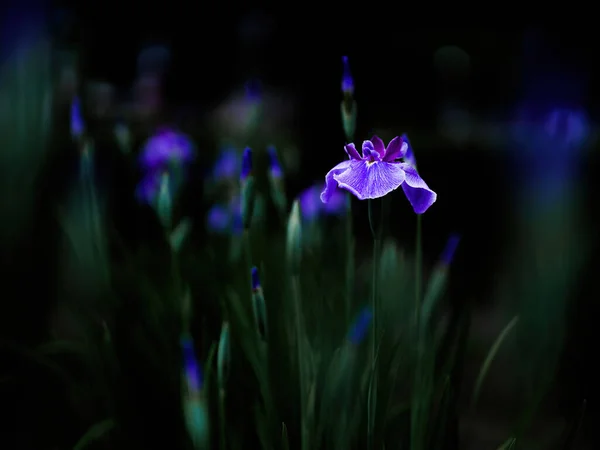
<box><xmin>320</xmin><ymin>135</ymin><xmax>436</xmax><ymax>214</ymax></box>
<box><xmin>139</xmin><ymin>127</ymin><xmax>195</xmax><ymax>171</ymax></box>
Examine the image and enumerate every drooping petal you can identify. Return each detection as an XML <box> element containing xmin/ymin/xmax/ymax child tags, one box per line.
<box><xmin>320</xmin><ymin>160</ymin><xmax>352</xmax><ymax>203</ymax></box>
<box><xmin>322</xmin><ymin>188</ymin><xmax>348</xmax><ymax>216</ymax></box>
<box><xmin>344</xmin><ymin>143</ymin><xmax>361</xmax><ymax>160</ymax></box>
<box><xmin>399</xmin><ymin>163</ymin><xmax>437</xmax><ymax>214</ymax></box>
<box><xmin>333</xmin><ymin>160</ymin><xmax>406</xmax><ymax>200</ymax></box>
<box><xmin>383</xmin><ymin>136</ymin><xmax>407</xmax><ymax>161</ymax></box>
<box><xmin>370</xmin><ymin>135</ymin><xmax>386</xmax><ymax>157</ymax></box>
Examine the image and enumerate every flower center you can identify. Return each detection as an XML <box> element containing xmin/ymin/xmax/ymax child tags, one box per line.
<box><xmin>366</xmin><ymin>160</ymin><xmax>377</xmax><ymax>167</ymax></box>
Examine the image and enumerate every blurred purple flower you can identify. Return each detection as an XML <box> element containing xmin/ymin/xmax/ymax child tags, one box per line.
<box><xmin>299</xmin><ymin>184</ymin><xmax>347</xmax><ymax>222</ymax></box>
<box><xmin>321</xmin><ymin>136</ymin><xmax>437</xmax><ymax>214</ymax></box>
<box><xmin>206</xmin><ymin>195</ymin><xmax>244</xmax><ymax>235</ymax></box>
<box><xmin>139</xmin><ymin>127</ymin><xmax>195</xmax><ymax>171</ymax></box>
<box><xmin>511</xmin><ymin>31</ymin><xmax>590</xmax><ymax>193</ymax></box>
<box><xmin>206</xmin><ymin>204</ymin><xmax>231</xmax><ymax>233</ymax></box>
<box><xmin>212</xmin><ymin>147</ymin><xmax>241</xmax><ymax>180</ymax></box>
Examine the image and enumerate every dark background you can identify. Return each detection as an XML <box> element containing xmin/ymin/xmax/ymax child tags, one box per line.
<box><xmin>3</xmin><ymin>4</ymin><xmax>600</xmax><ymax>448</ymax></box>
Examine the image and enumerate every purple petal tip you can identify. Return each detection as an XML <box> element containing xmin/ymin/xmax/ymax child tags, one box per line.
<box><xmin>251</xmin><ymin>266</ymin><xmax>260</xmax><ymax>290</ymax></box>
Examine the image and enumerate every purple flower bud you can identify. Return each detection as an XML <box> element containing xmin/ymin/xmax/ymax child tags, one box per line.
<box><xmin>267</xmin><ymin>145</ymin><xmax>283</xmax><ymax>178</ymax></box>
<box><xmin>181</xmin><ymin>335</ymin><xmax>203</xmax><ymax>392</ymax></box>
<box><xmin>347</xmin><ymin>306</ymin><xmax>373</xmax><ymax>345</ymax></box>
<box><xmin>240</xmin><ymin>147</ymin><xmax>252</xmax><ymax>182</ymax></box>
<box><xmin>70</xmin><ymin>97</ymin><xmax>84</xmax><ymax>138</ymax></box>
<box><xmin>341</xmin><ymin>56</ymin><xmax>354</xmax><ymax>95</ymax></box>
<box><xmin>440</xmin><ymin>233</ymin><xmax>461</xmax><ymax>266</ymax></box>
<box><xmin>251</xmin><ymin>266</ymin><xmax>261</xmax><ymax>292</ymax></box>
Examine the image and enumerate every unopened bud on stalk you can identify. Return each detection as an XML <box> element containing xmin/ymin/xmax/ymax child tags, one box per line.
<box><xmin>170</xmin><ymin>217</ymin><xmax>192</xmax><ymax>253</ymax></box>
<box><xmin>421</xmin><ymin>234</ymin><xmax>461</xmax><ymax>327</ymax></box>
<box><xmin>340</xmin><ymin>57</ymin><xmax>357</xmax><ymax>141</ymax></box>
<box><xmin>251</xmin><ymin>266</ymin><xmax>268</xmax><ymax>340</ymax></box>
<box><xmin>217</xmin><ymin>321</ymin><xmax>231</xmax><ymax>389</ymax></box>
<box><xmin>267</xmin><ymin>145</ymin><xmax>287</xmax><ymax>215</ymax></box>
<box><xmin>286</xmin><ymin>200</ymin><xmax>302</xmax><ymax>274</ymax></box>
<box><xmin>157</xmin><ymin>172</ymin><xmax>172</xmax><ymax>230</ymax></box>
<box><xmin>240</xmin><ymin>147</ymin><xmax>256</xmax><ymax>229</ymax></box>
<box><xmin>347</xmin><ymin>306</ymin><xmax>373</xmax><ymax>345</ymax></box>
<box><xmin>341</xmin><ymin>100</ymin><xmax>357</xmax><ymax>142</ymax></box>
<box><xmin>71</xmin><ymin>96</ymin><xmax>85</xmax><ymax>141</ymax></box>
<box><xmin>79</xmin><ymin>139</ymin><xmax>94</xmax><ymax>181</ymax></box>
<box><xmin>180</xmin><ymin>334</ymin><xmax>209</xmax><ymax>449</ymax></box>
<box><xmin>114</xmin><ymin>121</ymin><xmax>131</xmax><ymax>154</ymax></box>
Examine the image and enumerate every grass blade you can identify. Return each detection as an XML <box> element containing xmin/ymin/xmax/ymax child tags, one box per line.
<box><xmin>471</xmin><ymin>315</ymin><xmax>519</xmax><ymax>408</ymax></box>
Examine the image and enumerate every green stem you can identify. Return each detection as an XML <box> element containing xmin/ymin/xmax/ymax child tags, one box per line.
<box><xmin>367</xmin><ymin>197</ymin><xmax>383</xmax><ymax>450</ymax></box>
<box><xmin>415</xmin><ymin>214</ymin><xmax>422</xmax><ymax>326</ymax></box>
<box><xmin>367</xmin><ymin>236</ymin><xmax>381</xmax><ymax>450</ymax></box>
<box><xmin>411</xmin><ymin>214</ymin><xmax>424</xmax><ymax>450</ymax></box>
<box><xmin>291</xmin><ymin>275</ymin><xmax>309</xmax><ymax>450</ymax></box>
<box><xmin>218</xmin><ymin>387</ymin><xmax>227</xmax><ymax>450</ymax></box>
<box><xmin>344</xmin><ymin>199</ymin><xmax>354</xmax><ymax>324</ymax></box>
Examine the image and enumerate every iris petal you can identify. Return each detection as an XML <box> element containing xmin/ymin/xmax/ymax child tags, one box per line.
<box><xmin>399</xmin><ymin>163</ymin><xmax>437</xmax><ymax>214</ymax></box>
<box><xmin>383</xmin><ymin>136</ymin><xmax>407</xmax><ymax>161</ymax></box>
<box><xmin>333</xmin><ymin>160</ymin><xmax>406</xmax><ymax>200</ymax></box>
<box><xmin>321</xmin><ymin>160</ymin><xmax>352</xmax><ymax>203</ymax></box>
<box><xmin>344</xmin><ymin>143</ymin><xmax>361</xmax><ymax>160</ymax></box>
<box><xmin>371</xmin><ymin>135</ymin><xmax>386</xmax><ymax>157</ymax></box>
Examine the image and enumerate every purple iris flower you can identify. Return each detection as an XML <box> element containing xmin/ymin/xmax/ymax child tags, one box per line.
<box><xmin>138</xmin><ymin>127</ymin><xmax>195</xmax><ymax>171</ymax></box>
<box><xmin>299</xmin><ymin>184</ymin><xmax>346</xmax><ymax>221</ymax></box>
<box><xmin>320</xmin><ymin>135</ymin><xmax>436</xmax><ymax>214</ymax></box>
